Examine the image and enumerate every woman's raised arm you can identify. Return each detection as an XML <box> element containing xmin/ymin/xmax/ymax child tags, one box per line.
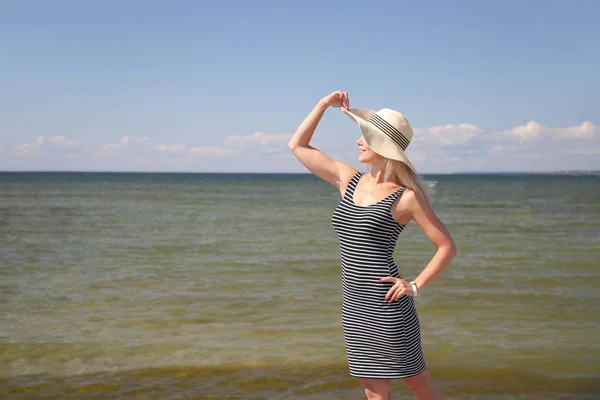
<box><xmin>288</xmin><ymin>91</ymin><xmax>357</xmax><ymax>191</ymax></box>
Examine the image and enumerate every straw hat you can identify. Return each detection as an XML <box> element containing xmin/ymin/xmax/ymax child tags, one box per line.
<box><xmin>342</xmin><ymin>107</ymin><xmax>417</xmax><ymax>173</ymax></box>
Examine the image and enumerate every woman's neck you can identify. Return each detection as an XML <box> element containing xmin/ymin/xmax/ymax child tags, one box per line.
<box><xmin>366</xmin><ymin>162</ymin><xmax>390</xmax><ymax>184</ymax></box>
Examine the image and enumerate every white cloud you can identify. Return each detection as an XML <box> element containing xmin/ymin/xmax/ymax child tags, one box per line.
<box><xmin>121</xmin><ymin>136</ymin><xmax>148</xmax><ymax>145</ymax></box>
<box><xmin>9</xmin><ymin>135</ymin><xmax>80</xmax><ymax>157</ymax></box>
<box><xmin>223</xmin><ymin>132</ymin><xmax>292</xmax><ymax>148</ymax></box>
<box><xmin>188</xmin><ymin>146</ymin><xmax>238</xmax><ymax>157</ymax></box>
<box><xmin>51</xmin><ymin>136</ymin><xmax>78</xmax><ymax>148</ymax></box>
<box><xmin>491</xmin><ymin>144</ymin><xmax>522</xmax><ymax>153</ymax></box>
<box><xmin>9</xmin><ymin>136</ymin><xmax>77</xmax><ymax>157</ymax></box>
<box><xmin>516</xmin><ymin>152</ymin><xmax>541</xmax><ymax>159</ymax></box>
<box><xmin>550</xmin><ymin>121</ymin><xmax>596</xmax><ymax>139</ymax></box>
<box><xmin>407</xmin><ymin>149</ymin><xmax>426</xmax><ymax>162</ymax></box>
<box><xmin>10</xmin><ymin>143</ymin><xmax>39</xmax><ymax>157</ymax></box>
<box><xmin>154</xmin><ymin>144</ymin><xmax>237</xmax><ymax>158</ymax></box>
<box><xmin>394</xmin><ymin>119</ymin><xmax>599</xmax><ymax>172</ymax></box>
<box><xmin>98</xmin><ymin>143</ymin><xmax>121</xmax><ymax>157</ymax></box>
<box><xmin>271</xmin><ymin>153</ymin><xmax>296</xmax><ymax>161</ymax></box>
<box><xmin>501</xmin><ymin>121</ymin><xmax>596</xmax><ymax>143</ymax></box>
<box><xmin>97</xmin><ymin>136</ymin><xmax>148</xmax><ymax>157</ymax></box>
<box><xmin>99</xmin><ymin>137</ymin><xmax>238</xmax><ymax>159</ymax></box>
<box><xmin>4</xmin><ymin>120</ymin><xmax>597</xmax><ymax>173</ymax></box>
<box><xmin>415</xmin><ymin>124</ymin><xmax>482</xmax><ymax>146</ymax></box>
<box><xmin>149</xmin><ymin>132</ymin><xmax>291</xmax><ymax>160</ymax></box>
<box><xmin>566</xmin><ymin>147</ymin><xmax>600</xmax><ymax>155</ymax></box>
<box><xmin>502</xmin><ymin>121</ymin><xmax>542</xmax><ymax>142</ymax></box>
<box><xmin>155</xmin><ymin>144</ymin><xmax>186</xmax><ymax>153</ymax></box>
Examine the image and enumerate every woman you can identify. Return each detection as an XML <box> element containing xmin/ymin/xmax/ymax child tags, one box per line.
<box><xmin>288</xmin><ymin>90</ymin><xmax>457</xmax><ymax>400</ymax></box>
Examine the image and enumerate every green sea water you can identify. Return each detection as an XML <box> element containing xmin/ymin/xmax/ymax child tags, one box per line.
<box><xmin>1</xmin><ymin>172</ymin><xmax>599</xmax><ymax>399</ymax></box>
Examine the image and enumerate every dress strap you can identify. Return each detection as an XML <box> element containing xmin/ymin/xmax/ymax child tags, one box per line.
<box><xmin>392</xmin><ymin>185</ymin><xmax>406</xmax><ymax>197</ymax></box>
<box><xmin>385</xmin><ymin>186</ymin><xmax>407</xmax><ymax>211</ymax></box>
<box><xmin>343</xmin><ymin>171</ymin><xmax>363</xmax><ymax>198</ymax></box>
<box><xmin>389</xmin><ymin>185</ymin><xmax>406</xmax><ymax>201</ymax></box>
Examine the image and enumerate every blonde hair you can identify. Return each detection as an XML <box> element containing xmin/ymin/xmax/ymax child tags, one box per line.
<box><xmin>366</xmin><ymin>159</ymin><xmax>433</xmax><ymax>205</ymax></box>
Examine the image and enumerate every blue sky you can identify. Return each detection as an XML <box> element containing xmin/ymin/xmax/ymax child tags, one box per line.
<box><xmin>1</xmin><ymin>0</ymin><xmax>598</xmax><ymax>173</ymax></box>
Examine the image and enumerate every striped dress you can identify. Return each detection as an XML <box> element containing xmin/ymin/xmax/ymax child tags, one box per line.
<box><xmin>331</xmin><ymin>171</ymin><xmax>426</xmax><ymax>379</ymax></box>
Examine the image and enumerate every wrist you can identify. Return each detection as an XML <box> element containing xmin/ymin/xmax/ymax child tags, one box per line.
<box><xmin>410</xmin><ymin>281</ymin><xmax>419</xmax><ymax>296</ymax></box>
<box><xmin>318</xmin><ymin>98</ymin><xmax>330</xmax><ymax>109</ymax></box>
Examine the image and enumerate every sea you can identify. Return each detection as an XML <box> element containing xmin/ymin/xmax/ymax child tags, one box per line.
<box><xmin>1</xmin><ymin>171</ymin><xmax>599</xmax><ymax>399</ymax></box>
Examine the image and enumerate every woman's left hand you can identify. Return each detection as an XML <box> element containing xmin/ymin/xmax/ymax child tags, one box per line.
<box><xmin>379</xmin><ymin>277</ymin><xmax>415</xmax><ymax>302</ymax></box>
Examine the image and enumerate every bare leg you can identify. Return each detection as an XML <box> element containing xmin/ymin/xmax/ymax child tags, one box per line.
<box><xmin>360</xmin><ymin>378</ymin><xmax>391</xmax><ymax>400</ymax></box>
<box><xmin>403</xmin><ymin>369</ymin><xmax>443</xmax><ymax>400</ymax></box>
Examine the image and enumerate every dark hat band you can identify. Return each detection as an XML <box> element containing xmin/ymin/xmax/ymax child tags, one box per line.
<box><xmin>368</xmin><ymin>114</ymin><xmax>410</xmax><ymax>150</ymax></box>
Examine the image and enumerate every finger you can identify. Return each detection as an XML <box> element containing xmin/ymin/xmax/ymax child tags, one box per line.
<box><xmin>386</xmin><ymin>286</ymin><xmax>401</xmax><ymax>302</ymax></box>
<box><xmin>394</xmin><ymin>286</ymin><xmax>406</xmax><ymax>301</ymax></box>
<box><xmin>345</xmin><ymin>92</ymin><xmax>350</xmax><ymax>109</ymax></box>
<box><xmin>384</xmin><ymin>287</ymin><xmax>395</xmax><ymax>301</ymax></box>
<box><xmin>390</xmin><ymin>286</ymin><xmax>405</xmax><ymax>302</ymax></box>
<box><xmin>378</xmin><ymin>277</ymin><xmax>396</xmax><ymax>283</ymax></box>
<box><xmin>385</xmin><ymin>282</ymin><xmax>403</xmax><ymax>301</ymax></box>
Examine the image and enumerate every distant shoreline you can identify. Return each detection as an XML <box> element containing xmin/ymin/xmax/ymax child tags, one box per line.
<box><xmin>453</xmin><ymin>171</ymin><xmax>600</xmax><ymax>176</ymax></box>
<box><xmin>450</xmin><ymin>170</ymin><xmax>600</xmax><ymax>176</ymax></box>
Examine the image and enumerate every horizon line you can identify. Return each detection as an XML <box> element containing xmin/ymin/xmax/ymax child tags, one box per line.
<box><xmin>1</xmin><ymin>170</ymin><xmax>598</xmax><ymax>175</ymax></box>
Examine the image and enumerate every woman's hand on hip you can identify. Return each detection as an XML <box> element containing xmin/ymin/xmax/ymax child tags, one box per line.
<box><xmin>379</xmin><ymin>276</ymin><xmax>415</xmax><ymax>301</ymax></box>
<box><xmin>321</xmin><ymin>90</ymin><xmax>349</xmax><ymax>109</ymax></box>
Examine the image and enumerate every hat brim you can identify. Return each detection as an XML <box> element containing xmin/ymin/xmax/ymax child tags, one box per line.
<box><xmin>342</xmin><ymin>108</ymin><xmax>417</xmax><ymax>173</ymax></box>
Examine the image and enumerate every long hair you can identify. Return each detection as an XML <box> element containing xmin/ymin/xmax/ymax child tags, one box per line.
<box><xmin>366</xmin><ymin>159</ymin><xmax>433</xmax><ymax>206</ymax></box>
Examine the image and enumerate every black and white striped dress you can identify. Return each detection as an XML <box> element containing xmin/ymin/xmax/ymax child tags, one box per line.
<box><xmin>331</xmin><ymin>171</ymin><xmax>426</xmax><ymax>379</ymax></box>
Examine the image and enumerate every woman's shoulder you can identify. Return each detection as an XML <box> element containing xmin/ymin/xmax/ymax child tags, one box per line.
<box><xmin>336</xmin><ymin>163</ymin><xmax>361</xmax><ymax>185</ymax></box>
<box><xmin>398</xmin><ymin>186</ymin><xmax>433</xmax><ymax>215</ymax></box>
<box><xmin>333</xmin><ymin>163</ymin><xmax>361</xmax><ymax>195</ymax></box>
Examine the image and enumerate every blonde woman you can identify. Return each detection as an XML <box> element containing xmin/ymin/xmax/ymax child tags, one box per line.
<box><xmin>288</xmin><ymin>90</ymin><xmax>457</xmax><ymax>400</ymax></box>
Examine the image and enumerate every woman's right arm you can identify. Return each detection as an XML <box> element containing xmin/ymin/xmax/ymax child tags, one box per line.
<box><xmin>288</xmin><ymin>91</ymin><xmax>357</xmax><ymax>192</ymax></box>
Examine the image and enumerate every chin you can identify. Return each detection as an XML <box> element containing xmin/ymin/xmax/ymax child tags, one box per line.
<box><xmin>359</xmin><ymin>155</ymin><xmax>374</xmax><ymax>163</ymax></box>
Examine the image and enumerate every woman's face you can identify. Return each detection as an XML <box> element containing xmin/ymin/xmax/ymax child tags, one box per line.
<box><xmin>356</xmin><ymin>135</ymin><xmax>386</xmax><ymax>164</ymax></box>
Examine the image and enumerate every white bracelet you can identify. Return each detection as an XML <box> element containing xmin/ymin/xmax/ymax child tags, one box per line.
<box><xmin>410</xmin><ymin>281</ymin><xmax>418</xmax><ymax>297</ymax></box>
